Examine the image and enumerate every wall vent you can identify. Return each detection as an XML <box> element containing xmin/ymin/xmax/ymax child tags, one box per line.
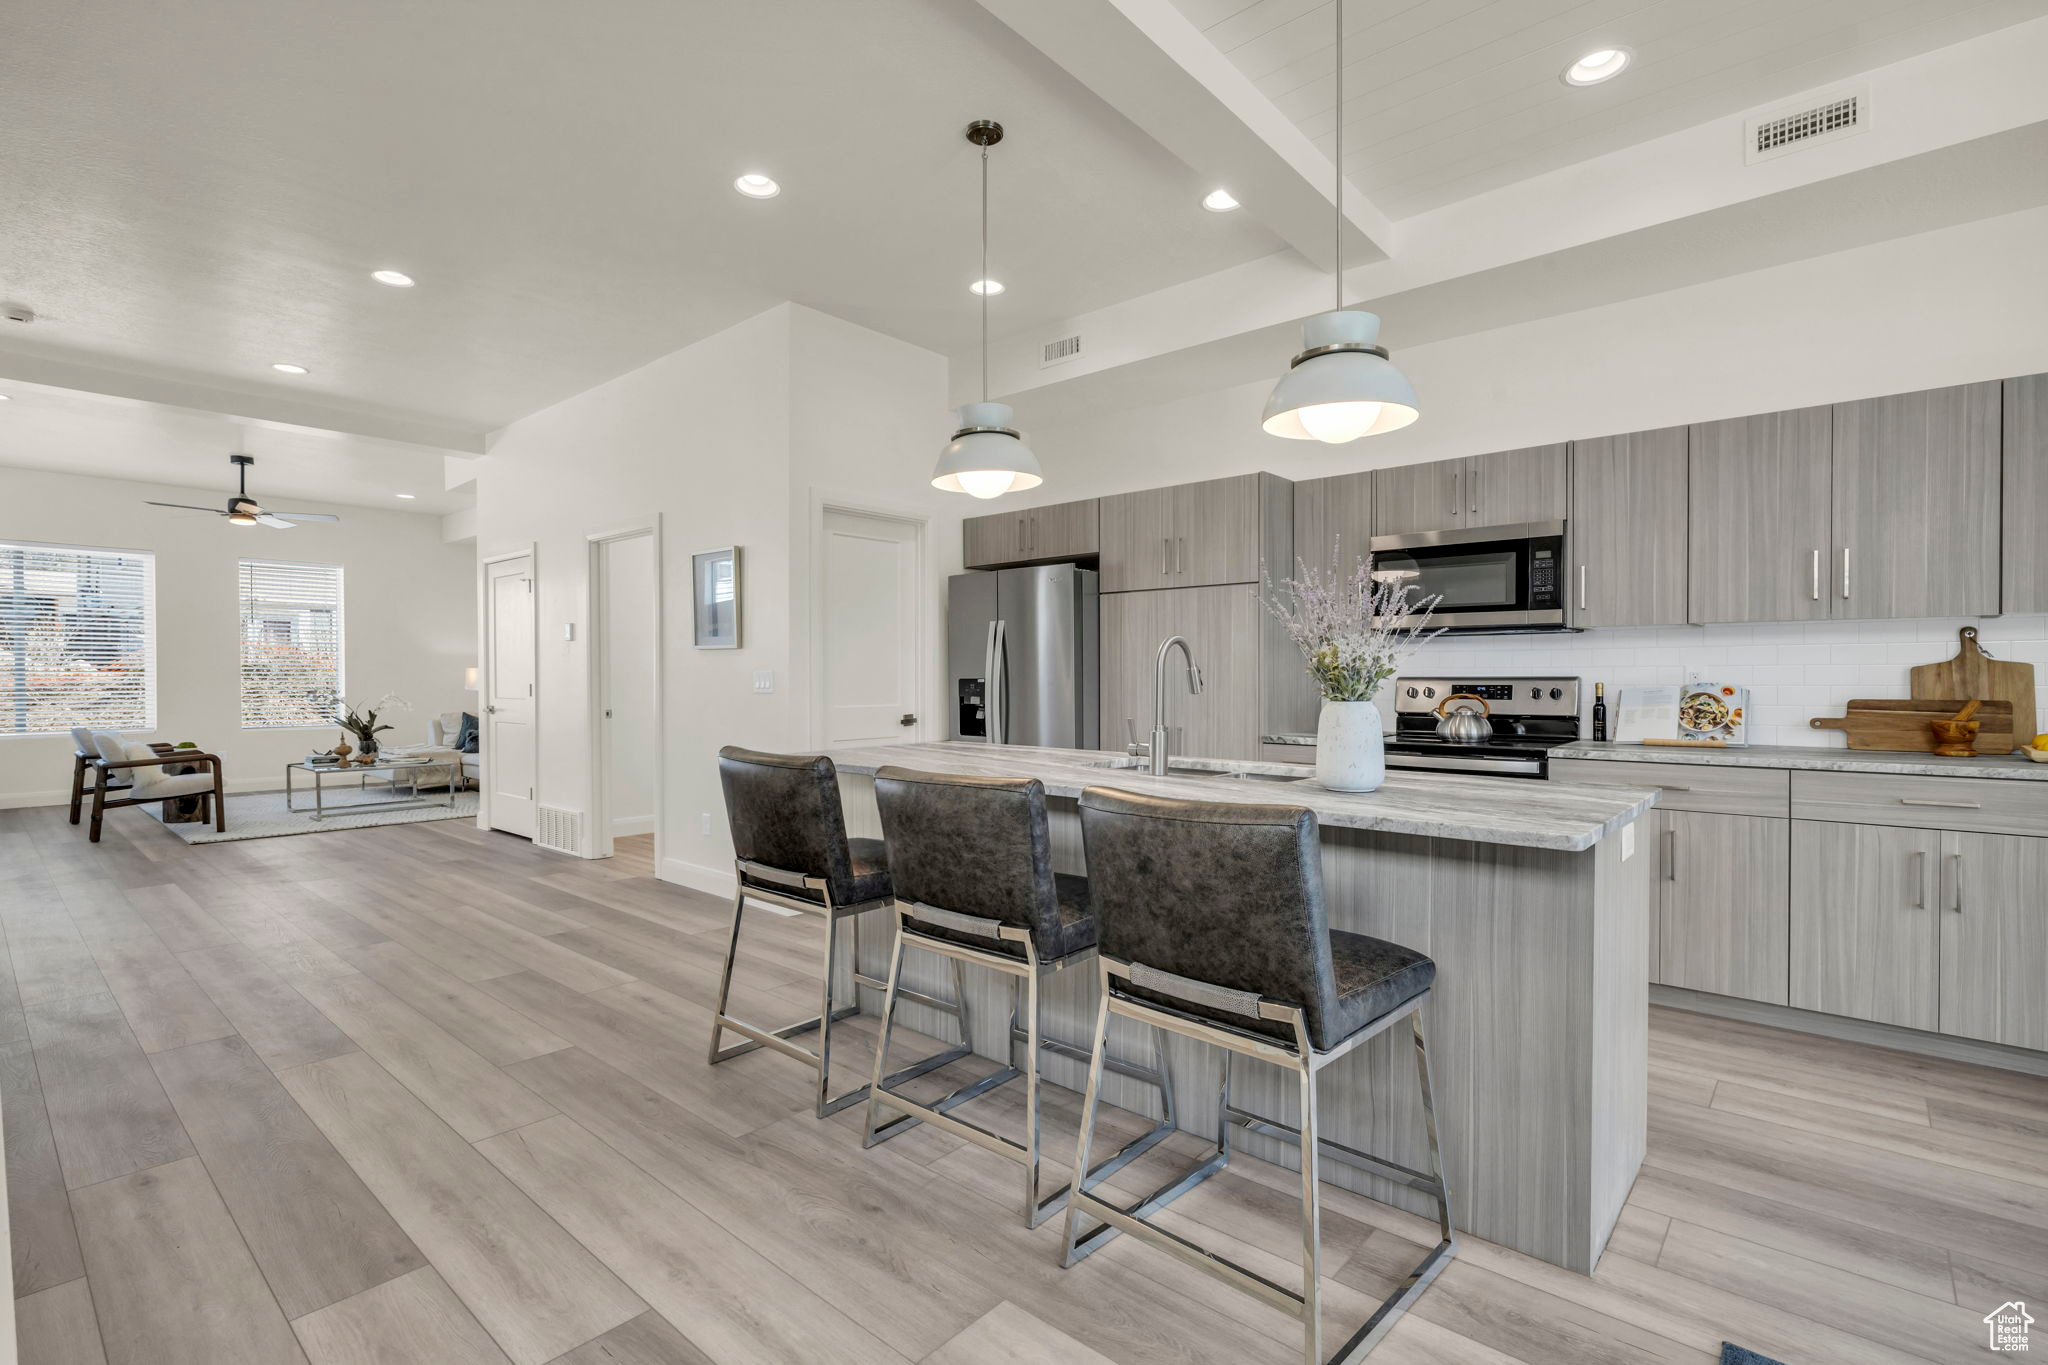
<box><xmin>1040</xmin><ymin>334</ymin><xmax>1082</xmax><ymax>369</ymax></box>
<box><xmin>1745</xmin><ymin>87</ymin><xmax>1865</xmax><ymax>164</ymax></box>
<box><xmin>535</xmin><ymin>805</ymin><xmax>584</xmax><ymax>856</ymax></box>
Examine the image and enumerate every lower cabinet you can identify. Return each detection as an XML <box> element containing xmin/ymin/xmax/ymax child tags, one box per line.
<box><xmin>1789</xmin><ymin>821</ymin><xmax>1940</xmax><ymax>1031</ymax></box>
<box><xmin>1656</xmin><ymin>811</ymin><xmax>1789</xmax><ymax>1005</ymax></box>
<box><xmin>1099</xmin><ymin>585</ymin><xmax>1262</xmax><ymax>761</ymax></box>
<box><xmin>1939</xmin><ymin>831</ymin><xmax>2048</xmax><ymax>1051</ymax></box>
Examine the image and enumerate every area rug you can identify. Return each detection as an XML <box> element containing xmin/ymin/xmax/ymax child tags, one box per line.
<box><xmin>1721</xmin><ymin>1345</ymin><xmax>1787</xmax><ymax>1365</ymax></box>
<box><xmin>150</xmin><ymin>786</ymin><xmax>478</xmax><ymax>843</ymax></box>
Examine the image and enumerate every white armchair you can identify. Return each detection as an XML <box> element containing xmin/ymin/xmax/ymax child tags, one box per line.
<box><xmin>423</xmin><ymin>712</ymin><xmax>482</xmax><ymax>790</ymax></box>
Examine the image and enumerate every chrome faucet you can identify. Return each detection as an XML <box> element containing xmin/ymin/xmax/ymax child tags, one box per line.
<box><xmin>1144</xmin><ymin>635</ymin><xmax>1203</xmax><ymax>776</ymax></box>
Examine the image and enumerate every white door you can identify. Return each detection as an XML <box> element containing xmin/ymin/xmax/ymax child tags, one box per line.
<box><xmin>821</xmin><ymin>510</ymin><xmax>921</xmax><ymax>746</ymax></box>
<box><xmin>598</xmin><ymin>533</ymin><xmax>657</xmax><ymax>846</ymax></box>
<box><xmin>485</xmin><ymin>555</ymin><xmax>537</xmax><ymax>838</ymax></box>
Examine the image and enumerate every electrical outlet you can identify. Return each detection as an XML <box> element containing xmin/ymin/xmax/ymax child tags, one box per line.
<box><xmin>700</xmin><ymin>812</ymin><xmax>712</xmax><ymax>836</ymax></box>
<box><xmin>1621</xmin><ymin>822</ymin><xmax>1636</xmax><ymax>860</ymax></box>
<box><xmin>752</xmin><ymin>670</ymin><xmax>774</xmax><ymax>694</ymax></box>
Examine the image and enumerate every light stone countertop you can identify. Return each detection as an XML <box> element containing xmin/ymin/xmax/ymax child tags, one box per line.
<box><xmin>1550</xmin><ymin>740</ymin><xmax>2048</xmax><ymax>781</ymax></box>
<box><xmin>820</xmin><ymin>741</ymin><xmax>1658</xmax><ymax>853</ymax></box>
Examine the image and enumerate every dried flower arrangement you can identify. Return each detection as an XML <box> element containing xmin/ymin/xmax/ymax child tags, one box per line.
<box><xmin>1263</xmin><ymin>543</ymin><xmax>1442</xmax><ymax>703</ymax></box>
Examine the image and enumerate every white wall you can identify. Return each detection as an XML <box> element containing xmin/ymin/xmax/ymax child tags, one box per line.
<box><xmin>0</xmin><ymin>465</ymin><xmax>475</xmax><ymax>807</ymax></box>
<box><xmin>477</xmin><ymin>303</ymin><xmax>953</xmax><ymax>891</ymax></box>
<box><xmin>1010</xmin><ymin>207</ymin><xmax>2048</xmax><ymax>749</ymax></box>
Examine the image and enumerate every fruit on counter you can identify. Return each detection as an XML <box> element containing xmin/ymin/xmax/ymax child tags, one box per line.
<box><xmin>2033</xmin><ymin>733</ymin><xmax>2048</xmax><ymax>749</ymax></box>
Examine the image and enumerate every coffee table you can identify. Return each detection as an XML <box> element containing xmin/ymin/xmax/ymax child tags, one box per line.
<box><xmin>285</xmin><ymin>759</ymin><xmax>459</xmax><ymax>820</ymax></box>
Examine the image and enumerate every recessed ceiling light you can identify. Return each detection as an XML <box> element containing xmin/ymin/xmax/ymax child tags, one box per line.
<box><xmin>968</xmin><ymin>279</ymin><xmax>1004</xmax><ymax>296</ymax></box>
<box><xmin>371</xmin><ymin>269</ymin><xmax>415</xmax><ymax>287</ymax></box>
<box><xmin>733</xmin><ymin>173</ymin><xmax>781</xmax><ymax>199</ymax></box>
<box><xmin>1202</xmin><ymin>189</ymin><xmax>1241</xmax><ymax>212</ymax></box>
<box><xmin>395</xmin><ymin>492</ymin><xmax>417</xmax><ymax>499</ymax></box>
<box><xmin>1562</xmin><ymin>47</ymin><xmax>1631</xmax><ymax>86</ymax></box>
<box><xmin>271</xmin><ymin>362</ymin><xmax>310</xmax><ymax>375</ymax></box>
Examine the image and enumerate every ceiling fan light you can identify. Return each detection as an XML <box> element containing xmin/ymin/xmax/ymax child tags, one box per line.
<box><xmin>227</xmin><ymin>513</ymin><xmax>259</xmax><ymax>526</ymax></box>
<box><xmin>932</xmin><ymin>401</ymin><xmax>1043</xmax><ymax>499</ymax></box>
<box><xmin>1262</xmin><ymin>311</ymin><xmax>1419</xmax><ymax>442</ymax></box>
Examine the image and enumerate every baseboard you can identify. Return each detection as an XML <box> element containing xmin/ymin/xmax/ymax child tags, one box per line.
<box><xmin>659</xmin><ymin>856</ymin><xmax>736</xmax><ymax>898</ymax></box>
<box><xmin>609</xmin><ymin>814</ymin><xmax>655</xmax><ymax>838</ymax></box>
<box><xmin>1651</xmin><ymin>984</ymin><xmax>2048</xmax><ymax>1078</ymax></box>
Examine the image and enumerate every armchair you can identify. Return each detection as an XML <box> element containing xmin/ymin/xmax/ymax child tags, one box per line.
<box><xmin>425</xmin><ymin>712</ymin><xmax>482</xmax><ymax>791</ymax></box>
<box><xmin>72</xmin><ymin>732</ymin><xmax>226</xmax><ymax>842</ymax></box>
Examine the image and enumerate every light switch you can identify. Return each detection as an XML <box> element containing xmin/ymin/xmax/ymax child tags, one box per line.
<box><xmin>700</xmin><ymin>812</ymin><xmax>712</xmax><ymax>836</ymax></box>
<box><xmin>1621</xmin><ymin>822</ymin><xmax>1636</xmax><ymax>860</ymax></box>
<box><xmin>752</xmin><ymin>670</ymin><xmax>774</xmax><ymax>694</ymax></box>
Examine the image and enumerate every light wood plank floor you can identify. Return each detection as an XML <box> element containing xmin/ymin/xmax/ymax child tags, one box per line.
<box><xmin>2</xmin><ymin>804</ymin><xmax>2041</xmax><ymax>1364</ymax></box>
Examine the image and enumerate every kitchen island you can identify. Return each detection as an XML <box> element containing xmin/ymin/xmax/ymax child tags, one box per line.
<box><xmin>820</xmin><ymin>740</ymin><xmax>1660</xmax><ymax>1273</ymax></box>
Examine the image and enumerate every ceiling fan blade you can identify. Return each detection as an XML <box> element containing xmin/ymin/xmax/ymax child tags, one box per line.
<box><xmin>144</xmin><ymin>501</ymin><xmax>227</xmax><ymax>514</ymax></box>
<box><xmin>272</xmin><ymin>511</ymin><xmax>340</xmax><ymax>522</ymax></box>
<box><xmin>255</xmin><ymin>515</ymin><xmax>298</xmax><ymax>529</ymax></box>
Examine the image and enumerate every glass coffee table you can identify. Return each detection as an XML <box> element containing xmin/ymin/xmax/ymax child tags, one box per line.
<box><xmin>285</xmin><ymin>759</ymin><xmax>460</xmax><ymax>820</ymax></box>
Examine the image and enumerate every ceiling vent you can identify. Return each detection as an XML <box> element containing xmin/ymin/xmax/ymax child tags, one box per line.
<box><xmin>1040</xmin><ymin>334</ymin><xmax>1082</xmax><ymax>369</ymax></box>
<box><xmin>1745</xmin><ymin>87</ymin><xmax>1866</xmax><ymax>164</ymax></box>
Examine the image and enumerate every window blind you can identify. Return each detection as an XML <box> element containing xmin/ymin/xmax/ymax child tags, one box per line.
<box><xmin>239</xmin><ymin>559</ymin><xmax>344</xmax><ymax>728</ymax></box>
<box><xmin>0</xmin><ymin>541</ymin><xmax>156</xmax><ymax>736</ymax></box>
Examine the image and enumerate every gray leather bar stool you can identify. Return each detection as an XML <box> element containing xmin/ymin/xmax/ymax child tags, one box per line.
<box><xmin>863</xmin><ymin>767</ymin><xmax>1176</xmax><ymax>1227</ymax></box>
<box><xmin>1064</xmin><ymin>787</ymin><xmax>1456</xmax><ymax>1365</ymax></box>
<box><xmin>711</xmin><ymin>747</ymin><xmax>972</xmax><ymax>1118</ymax></box>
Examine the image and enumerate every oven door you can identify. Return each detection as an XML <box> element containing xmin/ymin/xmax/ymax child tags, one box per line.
<box><xmin>1370</xmin><ymin>520</ymin><xmax>1568</xmax><ymax>630</ymax></box>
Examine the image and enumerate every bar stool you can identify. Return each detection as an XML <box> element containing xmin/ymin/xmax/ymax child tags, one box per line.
<box><xmin>1063</xmin><ymin>787</ymin><xmax>1456</xmax><ymax>1365</ymax></box>
<box><xmin>863</xmin><ymin>767</ymin><xmax>1176</xmax><ymax>1227</ymax></box>
<box><xmin>711</xmin><ymin>747</ymin><xmax>972</xmax><ymax>1118</ymax></box>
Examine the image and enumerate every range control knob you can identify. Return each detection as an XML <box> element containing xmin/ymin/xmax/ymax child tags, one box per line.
<box><xmin>1529</xmin><ymin>686</ymin><xmax>1542</xmax><ymax>700</ymax></box>
<box><xmin>1422</xmin><ymin>686</ymin><xmax>1436</xmax><ymax>699</ymax></box>
<box><xmin>1549</xmin><ymin>687</ymin><xmax>1564</xmax><ymax>700</ymax></box>
<box><xmin>1406</xmin><ymin>686</ymin><xmax>1419</xmax><ymax>698</ymax></box>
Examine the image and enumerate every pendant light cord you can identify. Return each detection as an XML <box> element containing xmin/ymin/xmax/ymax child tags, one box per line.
<box><xmin>981</xmin><ymin>144</ymin><xmax>990</xmax><ymax>403</ymax></box>
<box><xmin>1333</xmin><ymin>0</ymin><xmax>1343</xmax><ymax>313</ymax></box>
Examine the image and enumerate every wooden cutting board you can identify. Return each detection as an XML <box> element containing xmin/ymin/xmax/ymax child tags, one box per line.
<box><xmin>1910</xmin><ymin>626</ymin><xmax>2036</xmax><ymax>750</ymax></box>
<box><xmin>1809</xmin><ymin>698</ymin><xmax>2016</xmax><ymax>753</ymax></box>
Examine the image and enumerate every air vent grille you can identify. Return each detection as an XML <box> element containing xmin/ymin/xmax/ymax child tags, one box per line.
<box><xmin>1040</xmin><ymin>334</ymin><xmax>1082</xmax><ymax>368</ymax></box>
<box><xmin>1746</xmin><ymin>88</ymin><xmax>1865</xmax><ymax>163</ymax></box>
<box><xmin>535</xmin><ymin>805</ymin><xmax>584</xmax><ymax>855</ymax></box>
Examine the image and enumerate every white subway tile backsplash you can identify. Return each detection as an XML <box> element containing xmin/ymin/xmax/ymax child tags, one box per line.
<box><xmin>1404</xmin><ymin>613</ymin><xmax>2048</xmax><ymax>747</ymax></box>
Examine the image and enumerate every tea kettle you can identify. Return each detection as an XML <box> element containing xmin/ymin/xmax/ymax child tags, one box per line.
<box><xmin>1434</xmin><ymin>692</ymin><xmax>1494</xmax><ymax>745</ymax></box>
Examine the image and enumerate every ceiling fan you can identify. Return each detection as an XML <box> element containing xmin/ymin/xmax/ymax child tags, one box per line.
<box><xmin>144</xmin><ymin>454</ymin><xmax>341</xmax><ymax>529</ymax></box>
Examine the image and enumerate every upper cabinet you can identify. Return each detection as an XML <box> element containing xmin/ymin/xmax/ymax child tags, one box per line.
<box><xmin>1292</xmin><ymin>471</ymin><xmax>1375</xmax><ymax>579</ymax></box>
<box><xmin>1099</xmin><ymin>474</ymin><xmax>1289</xmax><ymax>592</ymax></box>
<box><xmin>1373</xmin><ymin>445</ymin><xmax>1568</xmax><ymax>537</ymax></box>
<box><xmin>2004</xmin><ymin>373</ymin><xmax>2048</xmax><ymax>614</ymax></box>
<box><xmin>961</xmin><ymin>498</ymin><xmax>1100</xmax><ymax>571</ymax></box>
<box><xmin>1570</xmin><ymin>428</ymin><xmax>1688</xmax><ymax>628</ymax></box>
<box><xmin>1831</xmin><ymin>382</ymin><xmax>2000</xmax><ymax>621</ymax></box>
<box><xmin>1688</xmin><ymin>408</ymin><xmax>1833</xmax><ymax>624</ymax></box>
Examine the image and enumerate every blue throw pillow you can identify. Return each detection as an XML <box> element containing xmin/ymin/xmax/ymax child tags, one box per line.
<box><xmin>456</xmin><ymin>712</ymin><xmax>480</xmax><ymax>753</ymax></box>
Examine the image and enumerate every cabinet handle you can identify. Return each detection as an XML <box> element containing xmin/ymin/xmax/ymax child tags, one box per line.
<box><xmin>1898</xmin><ymin>798</ymin><xmax>1981</xmax><ymax>809</ymax></box>
<box><xmin>1949</xmin><ymin>852</ymin><xmax>1964</xmax><ymax>914</ymax></box>
<box><xmin>1448</xmin><ymin>470</ymin><xmax>1458</xmax><ymax>517</ymax></box>
<box><xmin>1176</xmin><ymin>537</ymin><xmax>1185</xmax><ymax>576</ymax></box>
<box><xmin>1662</xmin><ymin>827</ymin><xmax>1677</xmax><ymax>882</ymax></box>
<box><xmin>1841</xmin><ymin>546</ymin><xmax>1851</xmax><ymax>599</ymax></box>
<box><xmin>1912</xmin><ymin>849</ymin><xmax>1926</xmax><ymax>909</ymax></box>
<box><xmin>1469</xmin><ymin>464</ymin><xmax>1479</xmax><ymax>514</ymax></box>
<box><xmin>1161</xmin><ymin>538</ymin><xmax>1170</xmax><ymax>576</ymax></box>
<box><xmin>1578</xmin><ymin>565</ymin><xmax>1587</xmax><ymax>612</ymax></box>
<box><xmin>1810</xmin><ymin>549</ymin><xmax>1820</xmax><ymax>602</ymax></box>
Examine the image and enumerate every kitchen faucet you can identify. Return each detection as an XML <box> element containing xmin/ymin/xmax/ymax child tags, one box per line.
<box><xmin>1129</xmin><ymin>635</ymin><xmax>1203</xmax><ymax>776</ymax></box>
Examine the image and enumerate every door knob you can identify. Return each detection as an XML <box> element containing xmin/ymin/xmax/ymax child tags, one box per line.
<box><xmin>899</xmin><ymin>713</ymin><xmax>918</xmax><ymax>727</ymax></box>
<box><xmin>486</xmin><ymin>705</ymin><xmax>497</xmax><ymax>714</ymax></box>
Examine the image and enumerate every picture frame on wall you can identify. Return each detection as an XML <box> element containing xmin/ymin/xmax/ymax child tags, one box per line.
<box><xmin>692</xmin><ymin>546</ymin><xmax>741</xmax><ymax>649</ymax></box>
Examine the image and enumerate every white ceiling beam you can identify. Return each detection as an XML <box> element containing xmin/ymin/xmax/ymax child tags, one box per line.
<box><xmin>974</xmin><ymin>0</ymin><xmax>1393</xmax><ymax>271</ymax></box>
<box><xmin>0</xmin><ymin>345</ymin><xmax>488</xmax><ymax>454</ymax></box>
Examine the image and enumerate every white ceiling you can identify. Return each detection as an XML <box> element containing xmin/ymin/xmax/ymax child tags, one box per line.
<box><xmin>1167</xmin><ymin>0</ymin><xmax>2048</xmax><ymax>215</ymax></box>
<box><xmin>0</xmin><ymin>0</ymin><xmax>1280</xmax><ymax>435</ymax></box>
<box><xmin>0</xmin><ymin>379</ymin><xmax>470</xmax><ymax>514</ymax></box>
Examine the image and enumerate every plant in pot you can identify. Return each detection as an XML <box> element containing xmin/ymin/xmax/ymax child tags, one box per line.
<box><xmin>1264</xmin><ymin>546</ymin><xmax>1440</xmax><ymax>792</ymax></box>
<box><xmin>331</xmin><ymin>693</ymin><xmax>411</xmax><ymax>762</ymax></box>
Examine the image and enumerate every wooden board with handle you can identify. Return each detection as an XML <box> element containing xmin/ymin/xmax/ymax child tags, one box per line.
<box><xmin>1909</xmin><ymin>626</ymin><xmax>2036</xmax><ymax>751</ymax></box>
<box><xmin>1809</xmin><ymin>698</ymin><xmax>2016</xmax><ymax>753</ymax></box>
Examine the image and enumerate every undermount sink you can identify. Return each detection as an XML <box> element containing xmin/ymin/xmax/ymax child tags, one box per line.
<box><xmin>1087</xmin><ymin>756</ymin><xmax>1311</xmax><ymax>784</ymax></box>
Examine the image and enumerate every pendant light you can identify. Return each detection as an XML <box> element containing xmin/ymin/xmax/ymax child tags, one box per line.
<box><xmin>1262</xmin><ymin>0</ymin><xmax>1418</xmax><ymax>443</ymax></box>
<box><xmin>932</xmin><ymin>120</ymin><xmax>1044</xmax><ymax>500</ymax></box>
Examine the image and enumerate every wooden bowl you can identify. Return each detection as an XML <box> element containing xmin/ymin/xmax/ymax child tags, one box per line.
<box><xmin>1929</xmin><ymin>719</ymin><xmax>1980</xmax><ymax>757</ymax></box>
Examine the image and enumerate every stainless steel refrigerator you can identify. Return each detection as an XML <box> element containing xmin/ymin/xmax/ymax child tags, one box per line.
<box><xmin>947</xmin><ymin>566</ymin><xmax>1098</xmax><ymax>748</ymax></box>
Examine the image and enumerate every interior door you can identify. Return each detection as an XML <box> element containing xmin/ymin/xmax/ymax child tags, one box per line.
<box><xmin>598</xmin><ymin>533</ymin><xmax>656</xmax><ymax>846</ymax></box>
<box><xmin>484</xmin><ymin>555</ymin><xmax>537</xmax><ymax>839</ymax></box>
<box><xmin>821</xmin><ymin>510</ymin><xmax>922</xmax><ymax>746</ymax></box>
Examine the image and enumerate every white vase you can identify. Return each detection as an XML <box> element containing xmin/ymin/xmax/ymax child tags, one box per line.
<box><xmin>1316</xmin><ymin>698</ymin><xmax>1386</xmax><ymax>792</ymax></box>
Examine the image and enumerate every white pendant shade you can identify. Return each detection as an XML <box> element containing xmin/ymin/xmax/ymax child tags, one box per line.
<box><xmin>1262</xmin><ymin>311</ymin><xmax>1419</xmax><ymax>443</ymax></box>
<box><xmin>932</xmin><ymin>401</ymin><xmax>1043</xmax><ymax>500</ymax></box>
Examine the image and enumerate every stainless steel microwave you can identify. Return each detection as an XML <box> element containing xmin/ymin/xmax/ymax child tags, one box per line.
<box><xmin>1369</xmin><ymin>520</ymin><xmax>1575</xmax><ymax>633</ymax></box>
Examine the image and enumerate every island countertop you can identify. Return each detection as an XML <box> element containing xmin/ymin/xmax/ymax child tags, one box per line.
<box><xmin>820</xmin><ymin>740</ymin><xmax>1657</xmax><ymax>852</ymax></box>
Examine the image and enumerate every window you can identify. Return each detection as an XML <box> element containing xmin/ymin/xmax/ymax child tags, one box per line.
<box><xmin>239</xmin><ymin>559</ymin><xmax>344</xmax><ymax>728</ymax></box>
<box><xmin>0</xmin><ymin>541</ymin><xmax>156</xmax><ymax>736</ymax></box>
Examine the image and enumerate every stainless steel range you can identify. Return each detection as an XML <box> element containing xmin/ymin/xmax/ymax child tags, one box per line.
<box><xmin>1386</xmin><ymin>675</ymin><xmax>1583</xmax><ymax>779</ymax></box>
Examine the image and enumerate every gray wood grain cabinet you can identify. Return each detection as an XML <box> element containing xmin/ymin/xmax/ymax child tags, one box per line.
<box><xmin>2005</xmin><ymin>373</ymin><xmax>2048</xmax><ymax>614</ymax></box>
<box><xmin>1099</xmin><ymin>474</ymin><xmax>1285</xmax><ymax>592</ymax></box>
<box><xmin>1830</xmin><ymin>381</ymin><xmax>2001</xmax><ymax>620</ymax></box>
<box><xmin>961</xmin><ymin>499</ymin><xmax>1099</xmax><ymax>570</ymax></box>
<box><xmin>1938</xmin><ymin>831</ymin><xmax>2048</xmax><ymax>1051</ymax></box>
<box><xmin>1099</xmin><ymin>584</ymin><xmax>1263</xmax><ymax>759</ymax></box>
<box><xmin>1292</xmin><ymin>471</ymin><xmax>1375</xmax><ymax>577</ymax></box>
<box><xmin>1098</xmin><ymin>486</ymin><xmax>1175</xmax><ymax>590</ymax></box>
<box><xmin>1373</xmin><ymin>445</ymin><xmax>1569</xmax><ymax>536</ymax></box>
<box><xmin>1570</xmin><ymin>428</ymin><xmax>1688</xmax><ymax>628</ymax></box>
<box><xmin>1790</xmin><ymin>820</ymin><xmax>1940</xmax><ymax>1031</ymax></box>
<box><xmin>1656</xmin><ymin>811</ymin><xmax>1788</xmax><ymax>1005</ymax></box>
<box><xmin>1687</xmin><ymin>407</ymin><xmax>1833</xmax><ymax>624</ymax></box>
